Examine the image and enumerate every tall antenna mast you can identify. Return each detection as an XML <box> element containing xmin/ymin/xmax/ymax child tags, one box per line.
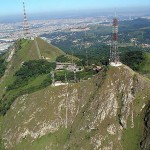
<box><xmin>110</xmin><ymin>13</ymin><xmax>121</xmax><ymax>66</ymax></box>
<box><xmin>74</xmin><ymin>69</ymin><xmax>77</xmax><ymax>82</ymax></box>
<box><xmin>85</xmin><ymin>31</ymin><xmax>89</xmax><ymax>67</ymax></box>
<box><xmin>71</xmin><ymin>49</ymin><xmax>74</xmax><ymax>65</ymax></box>
<box><xmin>22</xmin><ymin>0</ymin><xmax>30</xmax><ymax>38</ymax></box>
<box><xmin>71</xmin><ymin>49</ymin><xmax>77</xmax><ymax>82</ymax></box>
<box><xmin>65</xmin><ymin>71</ymin><xmax>68</xmax><ymax>128</ymax></box>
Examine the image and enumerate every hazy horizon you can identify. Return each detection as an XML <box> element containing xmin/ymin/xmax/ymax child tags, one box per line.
<box><xmin>0</xmin><ymin>6</ymin><xmax>150</xmax><ymax>23</ymax></box>
<box><xmin>1</xmin><ymin>0</ymin><xmax>150</xmax><ymax>15</ymax></box>
<box><xmin>0</xmin><ymin>0</ymin><xmax>150</xmax><ymax>23</ymax></box>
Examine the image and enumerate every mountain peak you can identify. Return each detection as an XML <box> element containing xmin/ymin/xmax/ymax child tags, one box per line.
<box><xmin>1</xmin><ymin>64</ymin><xmax>150</xmax><ymax>150</ymax></box>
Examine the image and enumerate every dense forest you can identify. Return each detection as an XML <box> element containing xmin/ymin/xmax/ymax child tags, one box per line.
<box><xmin>7</xmin><ymin>60</ymin><xmax>56</xmax><ymax>91</ymax></box>
<box><xmin>0</xmin><ymin>60</ymin><xmax>56</xmax><ymax>115</ymax></box>
<box><xmin>0</xmin><ymin>54</ymin><xmax>7</xmax><ymax>78</ymax></box>
<box><xmin>121</xmin><ymin>51</ymin><xmax>145</xmax><ymax>71</ymax></box>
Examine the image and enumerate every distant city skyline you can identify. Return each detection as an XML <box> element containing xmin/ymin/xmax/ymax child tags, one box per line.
<box><xmin>1</xmin><ymin>0</ymin><xmax>150</xmax><ymax>16</ymax></box>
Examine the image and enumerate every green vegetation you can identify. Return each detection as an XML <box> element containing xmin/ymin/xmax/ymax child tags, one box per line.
<box><xmin>43</xmin><ymin>29</ymin><xmax>111</xmax><ymax>65</ymax></box>
<box><xmin>121</xmin><ymin>51</ymin><xmax>150</xmax><ymax>75</ymax></box>
<box><xmin>120</xmin><ymin>18</ymin><xmax>150</xmax><ymax>32</ymax></box>
<box><xmin>56</xmin><ymin>54</ymin><xmax>80</xmax><ymax>63</ymax></box>
<box><xmin>0</xmin><ymin>37</ymin><xmax>66</xmax><ymax>115</ymax></box>
<box><xmin>35</xmin><ymin>37</ymin><xmax>65</xmax><ymax>61</ymax></box>
<box><xmin>0</xmin><ymin>60</ymin><xmax>55</xmax><ymax>115</ymax></box>
<box><xmin>0</xmin><ymin>116</ymin><xmax>4</xmax><ymax>150</ymax></box>
<box><xmin>122</xmin><ymin>114</ymin><xmax>143</xmax><ymax>150</ymax></box>
<box><xmin>0</xmin><ymin>63</ymin><xmax>149</xmax><ymax>150</ymax></box>
<box><xmin>0</xmin><ymin>38</ymin><xmax>98</xmax><ymax>116</ymax></box>
<box><xmin>121</xmin><ymin>51</ymin><xmax>145</xmax><ymax>71</ymax></box>
<box><xmin>0</xmin><ymin>53</ymin><xmax>7</xmax><ymax>78</ymax></box>
<box><xmin>0</xmin><ymin>39</ymin><xmax>37</xmax><ymax>101</ymax></box>
<box><xmin>73</xmin><ymin>44</ymin><xmax>110</xmax><ymax>66</ymax></box>
<box><xmin>56</xmin><ymin>55</ymin><xmax>72</xmax><ymax>62</ymax></box>
<box><xmin>12</xmin><ymin>37</ymin><xmax>64</xmax><ymax>62</ymax></box>
<box><xmin>54</xmin><ymin>68</ymin><xmax>97</xmax><ymax>83</ymax></box>
<box><xmin>0</xmin><ymin>75</ymin><xmax>52</xmax><ymax>116</ymax></box>
<box><xmin>55</xmin><ymin>70</ymin><xmax>74</xmax><ymax>82</ymax></box>
<box><xmin>7</xmin><ymin>60</ymin><xmax>55</xmax><ymax>90</ymax></box>
<box><xmin>139</xmin><ymin>52</ymin><xmax>150</xmax><ymax>74</ymax></box>
<box><xmin>0</xmin><ymin>18</ymin><xmax>150</xmax><ymax>149</ymax></box>
<box><xmin>42</xmin><ymin>18</ymin><xmax>150</xmax><ymax>69</ymax></box>
<box><xmin>15</xmin><ymin>128</ymin><xmax>71</xmax><ymax>150</ymax></box>
<box><xmin>0</xmin><ymin>58</ymin><xmax>6</xmax><ymax>78</ymax></box>
<box><xmin>76</xmin><ymin>68</ymin><xmax>96</xmax><ymax>80</ymax></box>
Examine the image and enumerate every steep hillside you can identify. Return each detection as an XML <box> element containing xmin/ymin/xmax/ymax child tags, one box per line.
<box><xmin>0</xmin><ymin>38</ymin><xmax>65</xmax><ymax>114</ymax></box>
<box><xmin>0</xmin><ymin>38</ymin><xmax>64</xmax><ymax>88</ymax></box>
<box><xmin>141</xmin><ymin>103</ymin><xmax>150</xmax><ymax>149</ymax></box>
<box><xmin>35</xmin><ymin>37</ymin><xmax>65</xmax><ymax>61</ymax></box>
<box><xmin>1</xmin><ymin>65</ymin><xmax>150</xmax><ymax>150</ymax></box>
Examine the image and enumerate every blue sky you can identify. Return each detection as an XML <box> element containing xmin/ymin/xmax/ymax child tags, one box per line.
<box><xmin>1</xmin><ymin>0</ymin><xmax>150</xmax><ymax>16</ymax></box>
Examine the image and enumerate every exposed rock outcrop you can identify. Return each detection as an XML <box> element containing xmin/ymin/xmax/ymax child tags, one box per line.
<box><xmin>140</xmin><ymin>103</ymin><xmax>150</xmax><ymax>150</ymax></box>
<box><xmin>1</xmin><ymin>65</ymin><xmax>150</xmax><ymax>150</ymax></box>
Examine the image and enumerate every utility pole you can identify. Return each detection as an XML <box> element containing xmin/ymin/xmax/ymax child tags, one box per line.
<box><xmin>74</xmin><ymin>69</ymin><xmax>77</xmax><ymax>82</ymax></box>
<box><xmin>65</xmin><ymin>71</ymin><xmax>68</xmax><ymax>128</ymax></box>
<box><xmin>71</xmin><ymin>50</ymin><xmax>77</xmax><ymax>82</ymax></box>
<box><xmin>86</xmin><ymin>47</ymin><xmax>88</xmax><ymax>67</ymax></box>
<box><xmin>71</xmin><ymin>49</ymin><xmax>74</xmax><ymax>65</ymax></box>
<box><xmin>65</xmin><ymin>89</ymin><xmax>68</xmax><ymax>128</ymax></box>
<box><xmin>85</xmin><ymin>31</ymin><xmax>89</xmax><ymax>67</ymax></box>
<box><xmin>51</xmin><ymin>70</ymin><xmax>55</xmax><ymax>86</ymax></box>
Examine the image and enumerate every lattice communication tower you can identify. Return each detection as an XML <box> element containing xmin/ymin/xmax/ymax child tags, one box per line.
<box><xmin>110</xmin><ymin>17</ymin><xmax>120</xmax><ymax>64</ymax></box>
<box><xmin>22</xmin><ymin>0</ymin><xmax>30</xmax><ymax>38</ymax></box>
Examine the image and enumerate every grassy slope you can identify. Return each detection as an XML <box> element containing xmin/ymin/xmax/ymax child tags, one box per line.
<box><xmin>36</xmin><ymin>37</ymin><xmax>65</xmax><ymax>61</ymax></box>
<box><xmin>15</xmin><ymin>128</ymin><xmax>71</xmax><ymax>150</ymax></box>
<box><xmin>121</xmin><ymin>90</ymin><xmax>149</xmax><ymax>150</ymax></box>
<box><xmin>0</xmin><ymin>39</ymin><xmax>34</xmax><ymax>98</ymax></box>
<box><xmin>0</xmin><ymin>37</ymin><xmax>66</xmax><ymax>115</ymax></box>
<box><xmin>65</xmin><ymin>54</ymin><xmax>80</xmax><ymax>62</ymax></box>
<box><xmin>139</xmin><ymin>52</ymin><xmax>150</xmax><ymax>76</ymax></box>
<box><xmin>0</xmin><ymin>38</ymin><xmax>66</xmax><ymax>148</ymax></box>
<box><xmin>0</xmin><ymin>38</ymin><xmax>64</xmax><ymax>96</ymax></box>
<box><xmin>1</xmin><ymin>72</ymin><xmax>99</xmax><ymax>150</ymax></box>
<box><xmin>121</xmin><ymin>51</ymin><xmax>150</xmax><ymax>78</ymax></box>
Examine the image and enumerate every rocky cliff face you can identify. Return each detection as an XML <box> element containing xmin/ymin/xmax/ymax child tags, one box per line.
<box><xmin>140</xmin><ymin>103</ymin><xmax>150</xmax><ymax>150</ymax></box>
<box><xmin>1</xmin><ymin>65</ymin><xmax>150</xmax><ymax>150</ymax></box>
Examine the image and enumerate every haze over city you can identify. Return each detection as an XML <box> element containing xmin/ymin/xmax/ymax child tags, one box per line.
<box><xmin>0</xmin><ymin>0</ymin><xmax>150</xmax><ymax>22</ymax></box>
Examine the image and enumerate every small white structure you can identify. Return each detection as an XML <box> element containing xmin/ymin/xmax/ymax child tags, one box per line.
<box><xmin>52</xmin><ymin>81</ymin><xmax>68</xmax><ymax>87</ymax></box>
<box><xmin>56</xmin><ymin>62</ymin><xmax>80</xmax><ymax>72</ymax></box>
<box><xmin>110</xmin><ymin>62</ymin><xmax>122</xmax><ymax>67</ymax></box>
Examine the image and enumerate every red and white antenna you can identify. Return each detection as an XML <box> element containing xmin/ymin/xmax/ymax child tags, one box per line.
<box><xmin>22</xmin><ymin>0</ymin><xmax>30</xmax><ymax>38</ymax></box>
<box><xmin>110</xmin><ymin>13</ymin><xmax>121</xmax><ymax>66</ymax></box>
